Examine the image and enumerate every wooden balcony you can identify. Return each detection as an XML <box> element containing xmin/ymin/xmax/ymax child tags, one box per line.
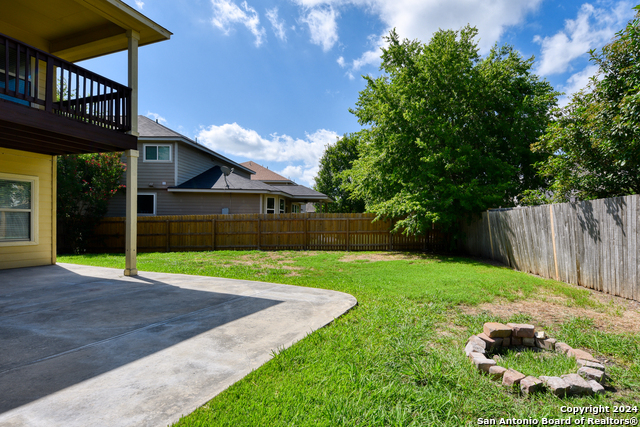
<box><xmin>0</xmin><ymin>32</ymin><xmax>137</xmax><ymax>156</ymax></box>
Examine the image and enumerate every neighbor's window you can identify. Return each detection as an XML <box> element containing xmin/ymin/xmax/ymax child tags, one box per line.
<box><xmin>138</xmin><ymin>193</ymin><xmax>156</xmax><ymax>215</ymax></box>
<box><xmin>0</xmin><ymin>174</ymin><xmax>38</xmax><ymax>244</ymax></box>
<box><xmin>144</xmin><ymin>145</ymin><xmax>171</xmax><ymax>161</ymax></box>
<box><xmin>291</xmin><ymin>204</ymin><xmax>300</xmax><ymax>213</ymax></box>
<box><xmin>266</xmin><ymin>197</ymin><xmax>275</xmax><ymax>214</ymax></box>
<box><xmin>279</xmin><ymin>199</ymin><xmax>285</xmax><ymax>214</ymax></box>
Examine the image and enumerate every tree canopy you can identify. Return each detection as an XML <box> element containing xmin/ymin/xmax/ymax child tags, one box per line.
<box><xmin>346</xmin><ymin>27</ymin><xmax>558</xmax><ymax>234</ymax></box>
<box><xmin>57</xmin><ymin>153</ymin><xmax>124</xmax><ymax>253</ymax></box>
<box><xmin>313</xmin><ymin>133</ymin><xmax>366</xmax><ymax>213</ymax></box>
<box><xmin>525</xmin><ymin>6</ymin><xmax>640</xmax><ymax>204</ymax></box>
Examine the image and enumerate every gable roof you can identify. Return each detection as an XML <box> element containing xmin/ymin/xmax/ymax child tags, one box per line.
<box><xmin>174</xmin><ymin>166</ymin><xmax>274</xmax><ymax>191</ymax></box>
<box><xmin>170</xmin><ymin>165</ymin><xmax>331</xmax><ymax>201</ymax></box>
<box><xmin>139</xmin><ymin>116</ymin><xmax>183</xmax><ymax>138</ymax></box>
<box><xmin>240</xmin><ymin>161</ymin><xmax>293</xmax><ymax>182</ymax></box>
<box><xmin>138</xmin><ymin>115</ymin><xmax>254</xmax><ymax>175</ymax></box>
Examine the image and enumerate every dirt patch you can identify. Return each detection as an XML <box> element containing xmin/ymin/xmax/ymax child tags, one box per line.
<box><xmin>339</xmin><ymin>252</ymin><xmax>436</xmax><ymax>263</ymax></box>
<box><xmin>460</xmin><ymin>296</ymin><xmax>640</xmax><ymax>335</ymax></box>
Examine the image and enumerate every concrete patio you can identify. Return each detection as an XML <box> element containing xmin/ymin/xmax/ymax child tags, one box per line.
<box><xmin>0</xmin><ymin>263</ymin><xmax>357</xmax><ymax>427</ymax></box>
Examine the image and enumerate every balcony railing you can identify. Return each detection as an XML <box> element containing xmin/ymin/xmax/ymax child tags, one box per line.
<box><xmin>0</xmin><ymin>33</ymin><xmax>131</xmax><ymax>133</ymax></box>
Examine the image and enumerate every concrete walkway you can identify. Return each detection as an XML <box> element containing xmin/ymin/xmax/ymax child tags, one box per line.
<box><xmin>0</xmin><ymin>263</ymin><xmax>357</xmax><ymax>427</ymax></box>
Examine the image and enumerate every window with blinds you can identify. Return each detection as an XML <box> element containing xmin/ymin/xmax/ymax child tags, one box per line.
<box><xmin>0</xmin><ymin>175</ymin><xmax>36</xmax><ymax>243</ymax></box>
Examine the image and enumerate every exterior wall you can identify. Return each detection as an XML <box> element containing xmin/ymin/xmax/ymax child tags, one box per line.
<box><xmin>176</xmin><ymin>143</ymin><xmax>216</xmax><ymax>185</ymax></box>
<box><xmin>176</xmin><ymin>142</ymin><xmax>251</xmax><ymax>184</ymax></box>
<box><xmin>107</xmin><ymin>190</ymin><xmax>261</xmax><ymax>217</ymax></box>
<box><xmin>0</xmin><ymin>148</ymin><xmax>55</xmax><ymax>270</ymax></box>
<box><xmin>138</xmin><ymin>142</ymin><xmax>176</xmax><ymax>187</ymax></box>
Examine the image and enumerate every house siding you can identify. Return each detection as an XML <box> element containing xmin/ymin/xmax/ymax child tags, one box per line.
<box><xmin>138</xmin><ymin>142</ymin><xmax>176</xmax><ymax>187</ymax></box>
<box><xmin>176</xmin><ymin>143</ymin><xmax>216</xmax><ymax>185</ymax></box>
<box><xmin>0</xmin><ymin>148</ymin><xmax>54</xmax><ymax>270</ymax></box>
<box><xmin>107</xmin><ymin>190</ymin><xmax>261</xmax><ymax>216</ymax></box>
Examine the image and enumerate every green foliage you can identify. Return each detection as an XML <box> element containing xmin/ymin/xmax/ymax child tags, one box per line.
<box><xmin>313</xmin><ymin>133</ymin><xmax>366</xmax><ymax>213</ymax></box>
<box><xmin>57</xmin><ymin>153</ymin><xmax>124</xmax><ymax>253</ymax></box>
<box><xmin>526</xmin><ymin>7</ymin><xmax>640</xmax><ymax>204</ymax></box>
<box><xmin>346</xmin><ymin>27</ymin><xmax>558</xmax><ymax>234</ymax></box>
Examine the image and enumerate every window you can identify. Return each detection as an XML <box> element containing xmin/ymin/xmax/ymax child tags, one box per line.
<box><xmin>138</xmin><ymin>193</ymin><xmax>156</xmax><ymax>215</ymax></box>
<box><xmin>266</xmin><ymin>197</ymin><xmax>275</xmax><ymax>214</ymax></box>
<box><xmin>279</xmin><ymin>198</ymin><xmax>285</xmax><ymax>214</ymax></box>
<box><xmin>0</xmin><ymin>173</ymin><xmax>38</xmax><ymax>245</ymax></box>
<box><xmin>292</xmin><ymin>204</ymin><xmax>300</xmax><ymax>213</ymax></box>
<box><xmin>144</xmin><ymin>145</ymin><xmax>171</xmax><ymax>162</ymax></box>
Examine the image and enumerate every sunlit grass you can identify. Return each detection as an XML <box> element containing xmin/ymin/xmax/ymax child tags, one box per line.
<box><xmin>59</xmin><ymin>251</ymin><xmax>640</xmax><ymax>426</ymax></box>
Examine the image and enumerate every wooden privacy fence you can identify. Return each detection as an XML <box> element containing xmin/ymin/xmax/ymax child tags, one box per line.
<box><xmin>90</xmin><ymin>212</ymin><xmax>449</xmax><ymax>253</ymax></box>
<box><xmin>460</xmin><ymin>194</ymin><xmax>639</xmax><ymax>302</ymax></box>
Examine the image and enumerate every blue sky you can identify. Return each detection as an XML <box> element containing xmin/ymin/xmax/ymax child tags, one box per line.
<box><xmin>81</xmin><ymin>0</ymin><xmax>636</xmax><ymax>186</ymax></box>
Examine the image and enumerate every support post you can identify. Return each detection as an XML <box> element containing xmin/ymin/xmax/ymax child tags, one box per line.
<box><xmin>257</xmin><ymin>218</ymin><xmax>261</xmax><ymax>250</ymax></box>
<box><xmin>346</xmin><ymin>218</ymin><xmax>350</xmax><ymax>251</ymax></box>
<box><xmin>124</xmin><ymin>149</ymin><xmax>139</xmax><ymax>276</ymax></box>
<box><xmin>166</xmin><ymin>220</ymin><xmax>170</xmax><ymax>252</ymax></box>
<box><xmin>549</xmin><ymin>204</ymin><xmax>560</xmax><ymax>281</ymax></box>
<box><xmin>127</xmin><ymin>29</ymin><xmax>140</xmax><ymax>136</ymax></box>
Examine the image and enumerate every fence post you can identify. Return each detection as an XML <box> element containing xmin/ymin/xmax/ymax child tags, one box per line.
<box><xmin>346</xmin><ymin>218</ymin><xmax>350</xmax><ymax>252</ymax></box>
<box><xmin>305</xmin><ymin>217</ymin><xmax>308</xmax><ymax>250</ymax></box>
<box><xmin>211</xmin><ymin>219</ymin><xmax>216</xmax><ymax>251</ymax></box>
<box><xmin>257</xmin><ymin>218</ymin><xmax>261</xmax><ymax>250</ymax></box>
<box><xmin>166</xmin><ymin>220</ymin><xmax>170</xmax><ymax>252</ymax></box>
<box><xmin>487</xmin><ymin>211</ymin><xmax>494</xmax><ymax>260</ymax></box>
<box><xmin>549</xmin><ymin>204</ymin><xmax>560</xmax><ymax>281</ymax></box>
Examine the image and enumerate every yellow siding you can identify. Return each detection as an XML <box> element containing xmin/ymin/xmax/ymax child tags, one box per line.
<box><xmin>0</xmin><ymin>148</ymin><xmax>55</xmax><ymax>270</ymax></box>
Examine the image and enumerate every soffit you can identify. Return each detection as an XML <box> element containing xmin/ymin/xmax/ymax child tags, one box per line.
<box><xmin>0</xmin><ymin>0</ymin><xmax>171</xmax><ymax>62</ymax></box>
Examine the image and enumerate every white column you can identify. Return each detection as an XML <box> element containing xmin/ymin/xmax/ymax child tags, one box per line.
<box><xmin>127</xmin><ymin>29</ymin><xmax>140</xmax><ymax>136</ymax></box>
<box><xmin>125</xmin><ymin>149</ymin><xmax>139</xmax><ymax>276</ymax></box>
<box><xmin>125</xmin><ymin>29</ymin><xmax>140</xmax><ymax>276</ymax></box>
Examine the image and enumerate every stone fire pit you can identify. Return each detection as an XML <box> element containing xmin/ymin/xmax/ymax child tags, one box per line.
<box><xmin>466</xmin><ymin>322</ymin><xmax>607</xmax><ymax>396</ymax></box>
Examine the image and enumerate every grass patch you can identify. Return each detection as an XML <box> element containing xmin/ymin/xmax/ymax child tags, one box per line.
<box><xmin>59</xmin><ymin>251</ymin><xmax>640</xmax><ymax>425</ymax></box>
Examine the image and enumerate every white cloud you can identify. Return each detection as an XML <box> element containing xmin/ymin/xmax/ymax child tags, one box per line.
<box><xmin>557</xmin><ymin>64</ymin><xmax>600</xmax><ymax>107</ymax></box>
<box><xmin>352</xmin><ymin>45</ymin><xmax>382</xmax><ymax>70</ymax></box>
<box><xmin>534</xmin><ymin>1</ymin><xmax>633</xmax><ymax>76</ymax></box>
<box><xmin>196</xmin><ymin>123</ymin><xmax>339</xmax><ymax>186</ymax></box>
<box><xmin>146</xmin><ymin>112</ymin><xmax>167</xmax><ymax>125</ymax></box>
<box><xmin>134</xmin><ymin>0</ymin><xmax>144</xmax><ymax>9</ymax></box>
<box><xmin>293</xmin><ymin>0</ymin><xmax>542</xmax><ymax>54</ymax></box>
<box><xmin>266</xmin><ymin>7</ymin><xmax>287</xmax><ymax>41</ymax></box>
<box><xmin>337</xmin><ymin>56</ymin><xmax>345</xmax><ymax>67</ymax></box>
<box><xmin>301</xmin><ymin>6</ymin><xmax>339</xmax><ymax>51</ymax></box>
<box><xmin>211</xmin><ymin>0</ymin><xmax>266</xmax><ymax>47</ymax></box>
<box><xmin>278</xmin><ymin>165</ymin><xmax>319</xmax><ymax>185</ymax></box>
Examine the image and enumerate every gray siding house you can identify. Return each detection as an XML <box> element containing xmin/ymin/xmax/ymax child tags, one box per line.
<box><xmin>106</xmin><ymin>116</ymin><xmax>330</xmax><ymax>217</ymax></box>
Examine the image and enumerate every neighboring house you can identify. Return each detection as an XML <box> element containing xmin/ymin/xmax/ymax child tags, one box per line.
<box><xmin>0</xmin><ymin>1</ymin><xmax>171</xmax><ymax>273</ymax></box>
<box><xmin>106</xmin><ymin>117</ymin><xmax>331</xmax><ymax>217</ymax></box>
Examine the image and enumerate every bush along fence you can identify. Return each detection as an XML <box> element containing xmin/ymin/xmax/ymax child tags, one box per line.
<box><xmin>90</xmin><ymin>212</ymin><xmax>450</xmax><ymax>253</ymax></box>
<box><xmin>460</xmin><ymin>194</ymin><xmax>639</xmax><ymax>302</ymax></box>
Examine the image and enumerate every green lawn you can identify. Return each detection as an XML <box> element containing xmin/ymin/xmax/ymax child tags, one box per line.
<box><xmin>59</xmin><ymin>251</ymin><xmax>640</xmax><ymax>426</ymax></box>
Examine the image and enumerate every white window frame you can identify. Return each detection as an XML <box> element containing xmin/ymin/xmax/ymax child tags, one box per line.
<box><xmin>137</xmin><ymin>193</ymin><xmax>156</xmax><ymax>216</ymax></box>
<box><xmin>0</xmin><ymin>172</ymin><xmax>39</xmax><ymax>246</ymax></box>
<box><xmin>143</xmin><ymin>144</ymin><xmax>172</xmax><ymax>162</ymax></box>
<box><xmin>279</xmin><ymin>198</ymin><xmax>285</xmax><ymax>214</ymax></box>
<box><xmin>266</xmin><ymin>196</ymin><xmax>276</xmax><ymax>214</ymax></box>
<box><xmin>291</xmin><ymin>204</ymin><xmax>300</xmax><ymax>213</ymax></box>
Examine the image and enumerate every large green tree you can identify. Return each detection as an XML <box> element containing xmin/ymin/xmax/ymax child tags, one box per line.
<box><xmin>346</xmin><ymin>27</ymin><xmax>558</xmax><ymax>234</ymax></box>
<box><xmin>525</xmin><ymin>6</ymin><xmax>640</xmax><ymax>204</ymax></box>
<box><xmin>57</xmin><ymin>152</ymin><xmax>125</xmax><ymax>253</ymax></box>
<box><xmin>314</xmin><ymin>133</ymin><xmax>366</xmax><ymax>213</ymax></box>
